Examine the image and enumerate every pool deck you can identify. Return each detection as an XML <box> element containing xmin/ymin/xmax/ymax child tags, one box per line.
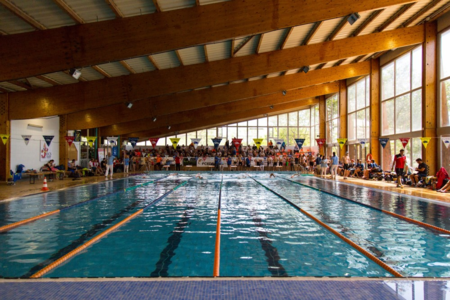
<box><xmin>0</xmin><ymin>277</ymin><xmax>447</xmax><ymax>300</ymax></box>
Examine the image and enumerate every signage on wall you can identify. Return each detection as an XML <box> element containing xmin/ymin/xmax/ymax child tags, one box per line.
<box><xmin>22</xmin><ymin>135</ymin><xmax>31</xmax><ymax>145</ymax></box>
<box><xmin>379</xmin><ymin>138</ymin><xmax>389</xmax><ymax>149</ymax></box>
<box><xmin>43</xmin><ymin>135</ymin><xmax>54</xmax><ymax>147</ymax></box>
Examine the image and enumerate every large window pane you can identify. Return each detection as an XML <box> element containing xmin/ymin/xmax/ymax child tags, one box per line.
<box><xmin>411</xmin><ymin>90</ymin><xmax>422</xmax><ymax>132</ymax></box>
<box><xmin>248</xmin><ymin>119</ymin><xmax>257</xmax><ymax>126</ymax></box>
<box><xmin>382</xmin><ymin>100</ymin><xmax>395</xmax><ymax>135</ymax></box>
<box><xmin>228</xmin><ymin>127</ymin><xmax>237</xmax><ymax>140</ymax></box>
<box><xmin>278</xmin><ymin>127</ymin><xmax>288</xmax><ymax>143</ymax></box>
<box><xmin>288</xmin><ymin>127</ymin><xmax>297</xmax><ymax>146</ymax></box>
<box><xmin>365</xmin><ymin>108</ymin><xmax>370</xmax><ymax>139</ymax></box>
<box><xmin>412</xmin><ymin>47</ymin><xmax>422</xmax><ymax>89</ymax></box>
<box><xmin>207</xmin><ymin>128</ymin><xmax>217</xmax><ymax>142</ymax></box>
<box><xmin>382</xmin><ymin>63</ymin><xmax>395</xmax><ymax>100</ymax></box>
<box><xmin>268</xmin><ymin>116</ymin><xmax>277</xmax><ymax>126</ymax></box>
<box><xmin>269</xmin><ymin>127</ymin><xmax>277</xmax><ymax>140</ymax></box>
<box><xmin>238</xmin><ymin>127</ymin><xmax>247</xmax><ymax>146</ymax></box>
<box><xmin>218</xmin><ymin>126</ymin><xmax>227</xmax><ymax>139</ymax></box>
<box><xmin>412</xmin><ymin>137</ymin><xmax>422</xmax><ymax>169</ymax></box>
<box><xmin>356</xmin><ymin>79</ymin><xmax>366</xmax><ymax>110</ymax></box>
<box><xmin>299</xmin><ymin>128</ymin><xmax>310</xmax><ymax>146</ymax></box>
<box><xmin>258</xmin><ymin>117</ymin><xmax>267</xmax><ymax>126</ymax></box>
<box><xmin>279</xmin><ymin>114</ymin><xmax>288</xmax><ymax>126</ymax></box>
<box><xmin>248</xmin><ymin>127</ymin><xmax>257</xmax><ymax>145</ymax></box>
<box><xmin>310</xmin><ymin>126</ymin><xmax>315</xmax><ymax>146</ymax></box>
<box><xmin>198</xmin><ymin>130</ymin><xmax>207</xmax><ymax>146</ymax></box>
<box><xmin>299</xmin><ymin>109</ymin><xmax>310</xmax><ymax>126</ymax></box>
<box><xmin>258</xmin><ymin>127</ymin><xmax>267</xmax><ymax>145</ymax></box>
<box><xmin>288</xmin><ymin>112</ymin><xmax>298</xmax><ymax>126</ymax></box>
<box><xmin>238</xmin><ymin>121</ymin><xmax>247</xmax><ymax>126</ymax></box>
<box><xmin>348</xmin><ymin>113</ymin><xmax>356</xmax><ymax>141</ymax></box>
<box><xmin>395</xmin><ymin>53</ymin><xmax>411</xmax><ymax>95</ymax></box>
<box><xmin>314</xmin><ymin>105</ymin><xmax>319</xmax><ymax>124</ymax></box>
<box><xmin>441</xmin><ymin>30</ymin><xmax>450</xmax><ymax>79</ymax></box>
<box><xmin>395</xmin><ymin>94</ymin><xmax>411</xmax><ymax>133</ymax></box>
<box><xmin>157</xmin><ymin>137</ymin><xmax>166</xmax><ymax>146</ymax></box>
<box><xmin>365</xmin><ymin>77</ymin><xmax>370</xmax><ymax>107</ymax></box>
<box><xmin>348</xmin><ymin>84</ymin><xmax>356</xmax><ymax>113</ymax></box>
<box><xmin>357</xmin><ymin>110</ymin><xmax>365</xmax><ymax>139</ymax></box>
<box><xmin>441</xmin><ymin>79</ymin><xmax>450</xmax><ymax>127</ymax></box>
<box><xmin>332</xmin><ymin>119</ymin><xmax>338</xmax><ymax>142</ymax></box>
<box><xmin>187</xmin><ymin>131</ymin><xmax>196</xmax><ymax>145</ymax></box>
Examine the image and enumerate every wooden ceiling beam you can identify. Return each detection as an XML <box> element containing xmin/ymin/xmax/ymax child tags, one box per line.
<box><xmin>0</xmin><ymin>87</ymin><xmax>10</xmax><ymax>93</ymax></box>
<box><xmin>123</xmin><ymin>99</ymin><xmax>318</xmax><ymax>138</ymax></box>
<box><xmin>9</xmin><ymin>26</ymin><xmax>424</xmax><ymax>120</ymax></box>
<box><xmin>375</xmin><ymin>3</ymin><xmax>415</xmax><ymax>32</ymax></box>
<box><xmin>350</xmin><ymin>9</ymin><xmax>384</xmax><ymax>37</ymax></box>
<box><xmin>401</xmin><ymin>0</ymin><xmax>443</xmax><ymax>28</ymax></box>
<box><xmin>302</xmin><ymin>21</ymin><xmax>323</xmax><ymax>45</ymax></box>
<box><xmin>99</xmin><ymin>84</ymin><xmax>332</xmax><ymax>136</ymax></box>
<box><xmin>152</xmin><ymin>0</ymin><xmax>161</xmax><ymax>12</ymax></box>
<box><xmin>0</xmin><ymin>0</ymin><xmax>46</xmax><ymax>30</ymax></box>
<box><xmin>67</xmin><ymin>62</ymin><xmax>370</xmax><ymax>129</ymax></box>
<box><xmin>52</xmin><ymin>0</ymin><xmax>85</xmax><ymax>24</ymax></box>
<box><xmin>326</xmin><ymin>17</ymin><xmax>348</xmax><ymax>41</ymax></box>
<box><xmin>92</xmin><ymin>65</ymin><xmax>111</xmax><ymax>78</ymax></box>
<box><xmin>105</xmin><ymin>0</ymin><xmax>124</xmax><ymax>18</ymax></box>
<box><xmin>8</xmin><ymin>80</ymin><xmax>31</xmax><ymax>90</ymax></box>
<box><xmin>119</xmin><ymin>61</ymin><xmax>136</xmax><ymax>74</ymax></box>
<box><xmin>35</xmin><ymin>75</ymin><xmax>60</xmax><ymax>86</ymax></box>
<box><xmin>0</xmin><ymin>0</ymin><xmax>417</xmax><ymax>81</ymax></box>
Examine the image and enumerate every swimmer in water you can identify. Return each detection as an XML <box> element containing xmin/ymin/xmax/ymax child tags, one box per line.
<box><xmin>270</xmin><ymin>173</ymin><xmax>276</xmax><ymax>178</ymax></box>
<box><xmin>290</xmin><ymin>174</ymin><xmax>299</xmax><ymax>178</ymax></box>
<box><xmin>195</xmin><ymin>173</ymin><xmax>203</xmax><ymax>179</ymax></box>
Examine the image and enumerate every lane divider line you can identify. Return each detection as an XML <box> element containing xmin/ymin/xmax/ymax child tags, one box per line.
<box><xmin>249</xmin><ymin>176</ymin><xmax>403</xmax><ymax>278</ymax></box>
<box><xmin>30</xmin><ymin>180</ymin><xmax>190</xmax><ymax>279</ymax></box>
<box><xmin>284</xmin><ymin>178</ymin><xmax>450</xmax><ymax>236</ymax></box>
<box><xmin>0</xmin><ymin>176</ymin><xmax>168</xmax><ymax>233</ymax></box>
<box><xmin>213</xmin><ymin>176</ymin><xmax>223</xmax><ymax>277</ymax></box>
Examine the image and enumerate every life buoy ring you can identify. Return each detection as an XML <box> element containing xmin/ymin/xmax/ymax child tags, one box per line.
<box><xmin>366</xmin><ymin>153</ymin><xmax>373</xmax><ymax>163</ymax></box>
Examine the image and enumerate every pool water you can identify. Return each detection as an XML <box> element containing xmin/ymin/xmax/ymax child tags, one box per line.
<box><xmin>1</xmin><ymin>173</ymin><xmax>450</xmax><ymax>278</ymax></box>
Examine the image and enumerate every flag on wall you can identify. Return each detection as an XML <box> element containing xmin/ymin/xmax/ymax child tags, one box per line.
<box><xmin>295</xmin><ymin>138</ymin><xmax>306</xmax><ymax>149</ymax></box>
<box><xmin>379</xmin><ymin>138</ymin><xmax>389</xmax><ymax>149</ymax></box>
<box><xmin>0</xmin><ymin>134</ymin><xmax>9</xmax><ymax>145</ymax></box>
<box><xmin>191</xmin><ymin>138</ymin><xmax>201</xmax><ymax>149</ymax></box>
<box><xmin>232</xmin><ymin>138</ymin><xmax>242</xmax><ymax>149</ymax></box>
<box><xmin>107</xmin><ymin>136</ymin><xmax>118</xmax><ymax>146</ymax></box>
<box><xmin>128</xmin><ymin>137</ymin><xmax>139</xmax><ymax>148</ymax></box>
<box><xmin>420</xmin><ymin>137</ymin><xmax>432</xmax><ymax>149</ymax></box>
<box><xmin>274</xmin><ymin>138</ymin><xmax>284</xmax><ymax>148</ymax></box>
<box><xmin>315</xmin><ymin>138</ymin><xmax>326</xmax><ymax>147</ymax></box>
<box><xmin>149</xmin><ymin>138</ymin><xmax>159</xmax><ymax>148</ymax></box>
<box><xmin>43</xmin><ymin>135</ymin><xmax>54</xmax><ymax>147</ymax></box>
<box><xmin>22</xmin><ymin>135</ymin><xmax>31</xmax><ymax>145</ymax></box>
<box><xmin>87</xmin><ymin>136</ymin><xmax>97</xmax><ymax>147</ymax></box>
<box><xmin>337</xmin><ymin>138</ymin><xmax>347</xmax><ymax>149</ymax></box>
<box><xmin>170</xmin><ymin>138</ymin><xmax>180</xmax><ymax>149</ymax></box>
<box><xmin>442</xmin><ymin>137</ymin><xmax>450</xmax><ymax>149</ymax></box>
<box><xmin>212</xmin><ymin>138</ymin><xmax>222</xmax><ymax>150</ymax></box>
<box><xmin>253</xmin><ymin>138</ymin><xmax>263</xmax><ymax>150</ymax></box>
<box><xmin>65</xmin><ymin>136</ymin><xmax>75</xmax><ymax>147</ymax></box>
<box><xmin>399</xmin><ymin>138</ymin><xmax>410</xmax><ymax>148</ymax></box>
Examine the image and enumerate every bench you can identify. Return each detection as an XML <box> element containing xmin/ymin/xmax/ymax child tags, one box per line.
<box><xmin>184</xmin><ymin>165</ymin><xmax>193</xmax><ymax>171</ymax></box>
<box><xmin>198</xmin><ymin>165</ymin><xmax>214</xmax><ymax>171</ymax></box>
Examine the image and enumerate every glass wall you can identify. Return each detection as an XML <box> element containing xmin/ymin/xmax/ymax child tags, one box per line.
<box><xmin>440</xmin><ymin>28</ymin><xmax>450</xmax><ymax>174</ymax></box>
<box><xmin>380</xmin><ymin>46</ymin><xmax>423</xmax><ymax>169</ymax></box>
<box><xmin>326</xmin><ymin>93</ymin><xmax>339</xmax><ymax>144</ymax></box>
<box><xmin>310</xmin><ymin>104</ymin><xmax>319</xmax><ymax>147</ymax></box>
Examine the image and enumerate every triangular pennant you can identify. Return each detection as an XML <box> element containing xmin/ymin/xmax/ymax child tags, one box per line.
<box><xmin>107</xmin><ymin>137</ymin><xmax>118</xmax><ymax>146</ymax></box>
<box><xmin>337</xmin><ymin>138</ymin><xmax>347</xmax><ymax>149</ymax></box>
<box><xmin>191</xmin><ymin>138</ymin><xmax>201</xmax><ymax>149</ymax></box>
<box><xmin>399</xmin><ymin>138</ymin><xmax>410</xmax><ymax>148</ymax></box>
<box><xmin>128</xmin><ymin>137</ymin><xmax>139</xmax><ymax>148</ymax></box>
<box><xmin>149</xmin><ymin>138</ymin><xmax>159</xmax><ymax>149</ymax></box>
<box><xmin>358</xmin><ymin>139</ymin><xmax>367</xmax><ymax>145</ymax></box>
<box><xmin>65</xmin><ymin>136</ymin><xmax>75</xmax><ymax>147</ymax></box>
<box><xmin>0</xmin><ymin>134</ymin><xmax>9</xmax><ymax>145</ymax></box>
<box><xmin>212</xmin><ymin>138</ymin><xmax>222</xmax><ymax>150</ymax></box>
<box><xmin>315</xmin><ymin>138</ymin><xmax>326</xmax><ymax>147</ymax></box>
<box><xmin>379</xmin><ymin>138</ymin><xmax>390</xmax><ymax>149</ymax></box>
<box><xmin>253</xmin><ymin>138</ymin><xmax>263</xmax><ymax>150</ymax></box>
<box><xmin>442</xmin><ymin>137</ymin><xmax>450</xmax><ymax>149</ymax></box>
<box><xmin>420</xmin><ymin>137</ymin><xmax>432</xmax><ymax>149</ymax></box>
<box><xmin>22</xmin><ymin>135</ymin><xmax>31</xmax><ymax>145</ymax></box>
<box><xmin>232</xmin><ymin>138</ymin><xmax>242</xmax><ymax>149</ymax></box>
<box><xmin>274</xmin><ymin>138</ymin><xmax>284</xmax><ymax>147</ymax></box>
<box><xmin>170</xmin><ymin>138</ymin><xmax>180</xmax><ymax>149</ymax></box>
<box><xmin>295</xmin><ymin>138</ymin><xmax>306</xmax><ymax>149</ymax></box>
<box><xmin>43</xmin><ymin>135</ymin><xmax>54</xmax><ymax>147</ymax></box>
<box><xmin>86</xmin><ymin>136</ymin><xmax>97</xmax><ymax>147</ymax></box>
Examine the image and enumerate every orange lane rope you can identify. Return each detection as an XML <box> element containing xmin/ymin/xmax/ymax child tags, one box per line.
<box><xmin>0</xmin><ymin>210</ymin><xmax>60</xmax><ymax>233</ymax></box>
<box><xmin>213</xmin><ymin>176</ymin><xmax>223</xmax><ymax>277</ymax></box>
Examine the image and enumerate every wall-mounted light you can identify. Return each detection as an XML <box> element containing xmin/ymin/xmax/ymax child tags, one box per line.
<box><xmin>300</xmin><ymin>66</ymin><xmax>309</xmax><ymax>73</ymax></box>
<box><xmin>282</xmin><ymin>90</ymin><xmax>287</xmax><ymax>96</ymax></box>
<box><xmin>126</xmin><ymin>102</ymin><xmax>133</xmax><ymax>109</ymax></box>
<box><xmin>270</xmin><ymin>105</ymin><xmax>274</xmax><ymax>109</ymax></box>
<box><xmin>27</xmin><ymin>124</ymin><xmax>43</xmax><ymax>129</ymax></box>
<box><xmin>69</xmin><ymin>68</ymin><xmax>82</xmax><ymax>79</ymax></box>
<box><xmin>168</xmin><ymin>126</ymin><xmax>171</xmax><ymax>130</ymax></box>
<box><xmin>153</xmin><ymin>117</ymin><xmax>157</xmax><ymax>122</ymax></box>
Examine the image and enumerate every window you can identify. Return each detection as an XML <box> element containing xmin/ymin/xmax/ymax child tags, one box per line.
<box><xmin>309</xmin><ymin>105</ymin><xmax>318</xmax><ymax>147</ymax></box>
<box><xmin>440</xmin><ymin>29</ymin><xmax>450</xmax><ymax>127</ymax></box>
<box><xmin>348</xmin><ymin>76</ymin><xmax>370</xmax><ymax>142</ymax></box>
<box><xmin>381</xmin><ymin>47</ymin><xmax>422</xmax><ymax>136</ymax></box>
<box><xmin>326</xmin><ymin>94</ymin><xmax>339</xmax><ymax>144</ymax></box>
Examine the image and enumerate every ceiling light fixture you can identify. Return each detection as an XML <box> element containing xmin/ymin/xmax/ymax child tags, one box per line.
<box><xmin>153</xmin><ymin>117</ymin><xmax>157</xmax><ymax>122</ymax></box>
<box><xmin>69</xmin><ymin>68</ymin><xmax>81</xmax><ymax>79</ymax></box>
<box><xmin>347</xmin><ymin>13</ymin><xmax>360</xmax><ymax>25</ymax></box>
<box><xmin>270</xmin><ymin>105</ymin><xmax>274</xmax><ymax>109</ymax></box>
<box><xmin>168</xmin><ymin>126</ymin><xmax>171</xmax><ymax>130</ymax></box>
<box><xmin>282</xmin><ymin>90</ymin><xmax>287</xmax><ymax>96</ymax></box>
<box><xmin>301</xmin><ymin>66</ymin><xmax>309</xmax><ymax>73</ymax></box>
<box><xmin>126</xmin><ymin>102</ymin><xmax>133</xmax><ymax>109</ymax></box>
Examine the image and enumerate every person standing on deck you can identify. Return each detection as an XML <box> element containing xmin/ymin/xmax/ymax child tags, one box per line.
<box><xmin>331</xmin><ymin>152</ymin><xmax>339</xmax><ymax>180</ymax></box>
<box><xmin>392</xmin><ymin>149</ymin><xmax>407</xmax><ymax>188</ymax></box>
<box><xmin>105</xmin><ymin>153</ymin><xmax>115</xmax><ymax>179</ymax></box>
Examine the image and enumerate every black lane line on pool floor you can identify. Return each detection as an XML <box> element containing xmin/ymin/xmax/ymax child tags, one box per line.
<box><xmin>19</xmin><ymin>182</ymin><xmax>173</xmax><ymax>278</ymax></box>
<box><xmin>250</xmin><ymin>209</ymin><xmax>288</xmax><ymax>277</ymax></box>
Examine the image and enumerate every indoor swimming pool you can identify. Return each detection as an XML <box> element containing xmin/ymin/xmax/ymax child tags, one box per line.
<box><xmin>1</xmin><ymin>173</ymin><xmax>450</xmax><ymax>278</ymax></box>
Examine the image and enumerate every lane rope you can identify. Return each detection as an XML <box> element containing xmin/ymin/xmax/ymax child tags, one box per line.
<box><xmin>249</xmin><ymin>176</ymin><xmax>403</xmax><ymax>278</ymax></box>
<box><xmin>213</xmin><ymin>175</ymin><xmax>223</xmax><ymax>277</ymax></box>
<box><xmin>30</xmin><ymin>179</ymin><xmax>190</xmax><ymax>278</ymax></box>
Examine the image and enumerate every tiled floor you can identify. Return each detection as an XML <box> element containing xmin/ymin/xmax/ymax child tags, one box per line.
<box><xmin>0</xmin><ymin>279</ymin><xmax>441</xmax><ymax>300</ymax></box>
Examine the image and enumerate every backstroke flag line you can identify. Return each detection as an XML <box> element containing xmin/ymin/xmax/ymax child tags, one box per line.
<box><xmin>43</xmin><ymin>135</ymin><xmax>54</xmax><ymax>147</ymax></box>
<box><xmin>399</xmin><ymin>138</ymin><xmax>410</xmax><ymax>148</ymax></box>
<box><xmin>170</xmin><ymin>138</ymin><xmax>180</xmax><ymax>149</ymax></box>
<box><xmin>337</xmin><ymin>138</ymin><xmax>347</xmax><ymax>149</ymax></box>
<box><xmin>65</xmin><ymin>136</ymin><xmax>75</xmax><ymax>147</ymax></box>
<box><xmin>442</xmin><ymin>137</ymin><xmax>450</xmax><ymax>149</ymax></box>
<box><xmin>232</xmin><ymin>138</ymin><xmax>242</xmax><ymax>149</ymax></box>
<box><xmin>379</xmin><ymin>138</ymin><xmax>389</xmax><ymax>149</ymax></box>
<box><xmin>420</xmin><ymin>137</ymin><xmax>431</xmax><ymax>149</ymax></box>
<box><xmin>316</xmin><ymin>138</ymin><xmax>326</xmax><ymax>148</ymax></box>
<box><xmin>128</xmin><ymin>137</ymin><xmax>139</xmax><ymax>148</ymax></box>
<box><xmin>149</xmin><ymin>138</ymin><xmax>159</xmax><ymax>149</ymax></box>
<box><xmin>107</xmin><ymin>137</ymin><xmax>118</xmax><ymax>146</ymax></box>
<box><xmin>212</xmin><ymin>138</ymin><xmax>222</xmax><ymax>150</ymax></box>
<box><xmin>22</xmin><ymin>135</ymin><xmax>31</xmax><ymax>145</ymax></box>
<box><xmin>0</xmin><ymin>134</ymin><xmax>9</xmax><ymax>145</ymax></box>
<box><xmin>253</xmin><ymin>138</ymin><xmax>263</xmax><ymax>150</ymax></box>
<box><xmin>295</xmin><ymin>138</ymin><xmax>305</xmax><ymax>149</ymax></box>
<box><xmin>191</xmin><ymin>138</ymin><xmax>201</xmax><ymax>149</ymax></box>
<box><xmin>274</xmin><ymin>138</ymin><xmax>284</xmax><ymax>148</ymax></box>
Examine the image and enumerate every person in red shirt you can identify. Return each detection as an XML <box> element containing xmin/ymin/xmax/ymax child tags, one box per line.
<box><xmin>175</xmin><ymin>154</ymin><xmax>181</xmax><ymax>171</ymax></box>
<box><xmin>392</xmin><ymin>149</ymin><xmax>407</xmax><ymax>188</ymax></box>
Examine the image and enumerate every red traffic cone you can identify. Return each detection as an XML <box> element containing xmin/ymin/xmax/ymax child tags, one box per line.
<box><xmin>41</xmin><ymin>176</ymin><xmax>49</xmax><ymax>192</ymax></box>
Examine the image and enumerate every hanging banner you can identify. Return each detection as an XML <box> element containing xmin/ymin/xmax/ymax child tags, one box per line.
<box><xmin>315</xmin><ymin>138</ymin><xmax>326</xmax><ymax>147</ymax></box>
<box><xmin>149</xmin><ymin>138</ymin><xmax>159</xmax><ymax>149</ymax></box>
<box><xmin>22</xmin><ymin>135</ymin><xmax>31</xmax><ymax>145</ymax></box>
<box><xmin>170</xmin><ymin>138</ymin><xmax>180</xmax><ymax>149</ymax></box>
<box><xmin>212</xmin><ymin>138</ymin><xmax>222</xmax><ymax>150</ymax></box>
<box><xmin>442</xmin><ymin>137</ymin><xmax>450</xmax><ymax>149</ymax></box>
<box><xmin>107</xmin><ymin>136</ymin><xmax>118</xmax><ymax>146</ymax></box>
<box><xmin>65</xmin><ymin>136</ymin><xmax>75</xmax><ymax>147</ymax></box>
<box><xmin>253</xmin><ymin>138</ymin><xmax>263</xmax><ymax>150</ymax></box>
<box><xmin>112</xmin><ymin>146</ymin><xmax>118</xmax><ymax>157</ymax></box>
<box><xmin>43</xmin><ymin>135</ymin><xmax>54</xmax><ymax>147</ymax></box>
<box><xmin>191</xmin><ymin>138</ymin><xmax>202</xmax><ymax>149</ymax></box>
<box><xmin>399</xmin><ymin>138</ymin><xmax>410</xmax><ymax>148</ymax></box>
<box><xmin>0</xmin><ymin>134</ymin><xmax>9</xmax><ymax>145</ymax></box>
<box><xmin>86</xmin><ymin>136</ymin><xmax>97</xmax><ymax>147</ymax></box>
<box><xmin>337</xmin><ymin>138</ymin><xmax>347</xmax><ymax>149</ymax></box>
<box><xmin>420</xmin><ymin>137</ymin><xmax>432</xmax><ymax>149</ymax></box>
<box><xmin>127</xmin><ymin>137</ymin><xmax>139</xmax><ymax>148</ymax></box>
<box><xmin>274</xmin><ymin>138</ymin><xmax>284</xmax><ymax>148</ymax></box>
<box><xmin>379</xmin><ymin>138</ymin><xmax>390</xmax><ymax>149</ymax></box>
<box><xmin>295</xmin><ymin>138</ymin><xmax>306</xmax><ymax>150</ymax></box>
<box><xmin>40</xmin><ymin>141</ymin><xmax>52</xmax><ymax>161</ymax></box>
<box><xmin>232</xmin><ymin>138</ymin><xmax>243</xmax><ymax>149</ymax></box>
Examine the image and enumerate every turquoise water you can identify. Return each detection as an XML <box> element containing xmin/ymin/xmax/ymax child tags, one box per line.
<box><xmin>1</xmin><ymin>173</ymin><xmax>450</xmax><ymax>278</ymax></box>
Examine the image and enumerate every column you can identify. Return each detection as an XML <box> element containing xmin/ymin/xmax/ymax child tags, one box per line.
<box><xmin>59</xmin><ymin>115</ymin><xmax>69</xmax><ymax>168</ymax></box>
<box><xmin>370</xmin><ymin>58</ymin><xmax>381</xmax><ymax>164</ymax></box>
<box><xmin>0</xmin><ymin>94</ymin><xmax>10</xmax><ymax>181</ymax></box>
<box><xmin>422</xmin><ymin>21</ymin><xmax>437</xmax><ymax>175</ymax></box>
<box><xmin>339</xmin><ymin>80</ymin><xmax>347</xmax><ymax>154</ymax></box>
<box><xmin>318</xmin><ymin>95</ymin><xmax>326</xmax><ymax>155</ymax></box>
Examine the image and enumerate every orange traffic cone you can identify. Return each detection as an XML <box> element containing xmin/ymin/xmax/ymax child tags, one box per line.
<box><xmin>41</xmin><ymin>177</ymin><xmax>49</xmax><ymax>192</ymax></box>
